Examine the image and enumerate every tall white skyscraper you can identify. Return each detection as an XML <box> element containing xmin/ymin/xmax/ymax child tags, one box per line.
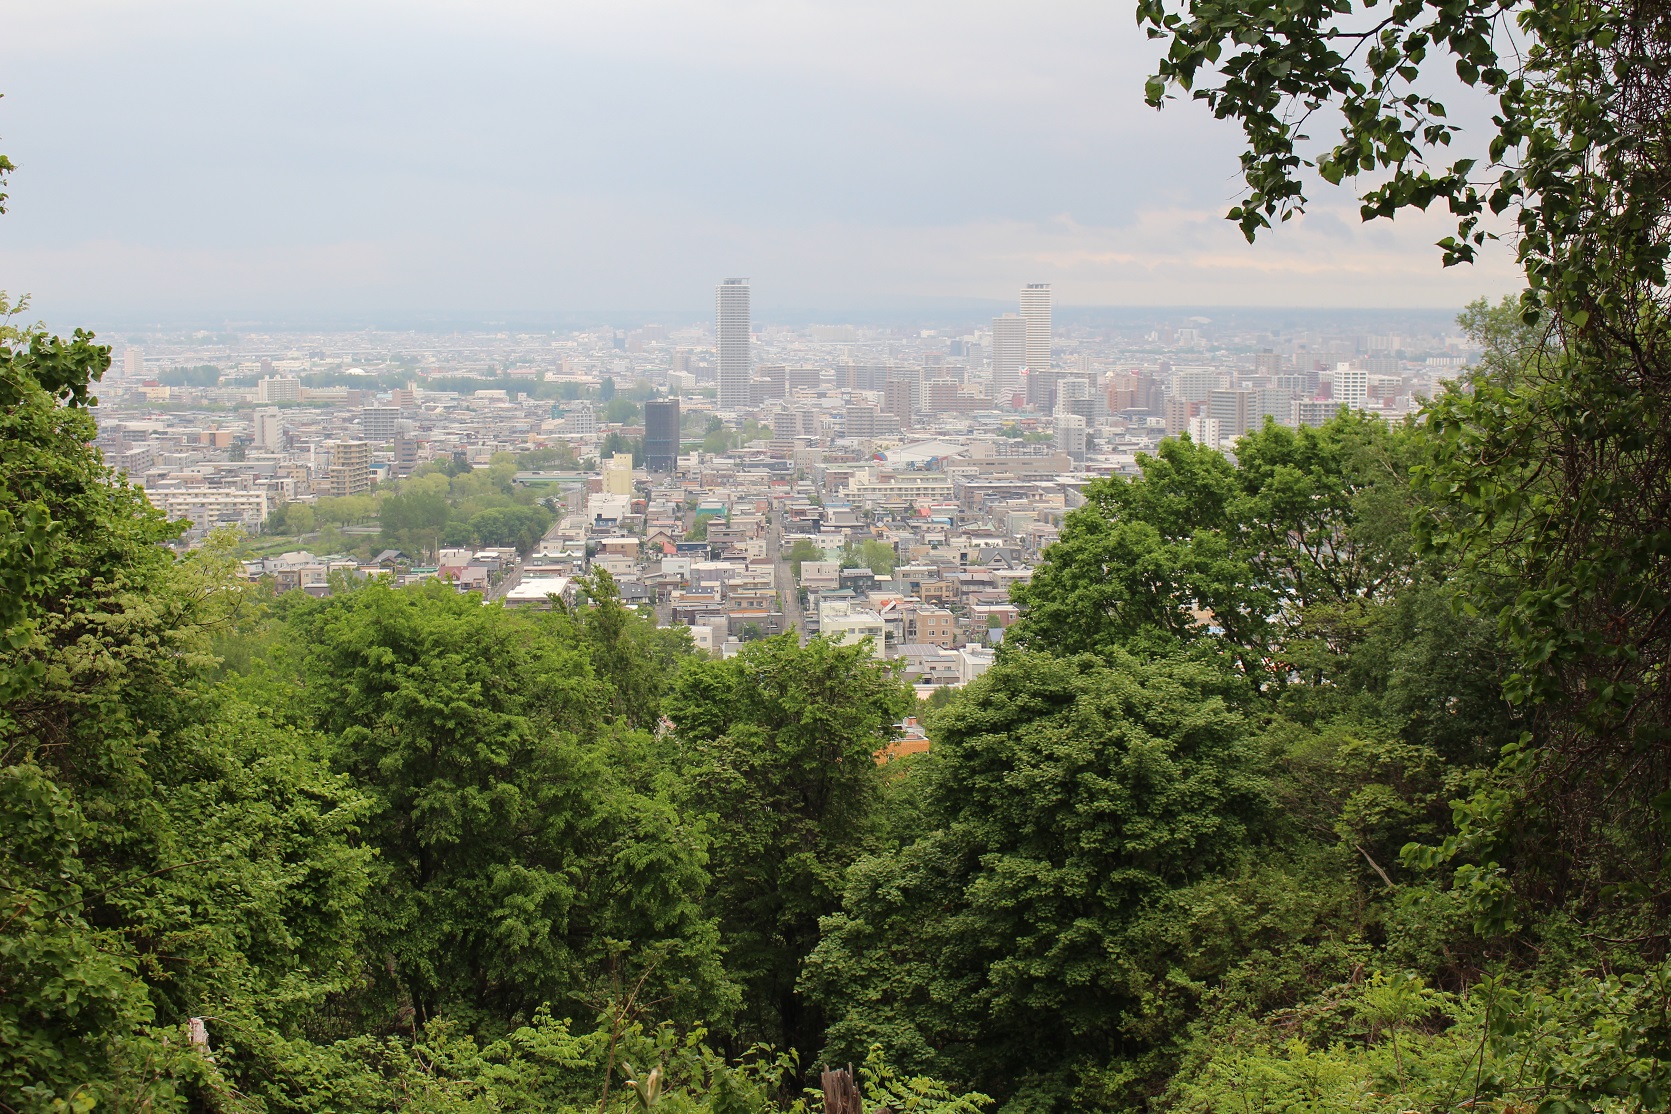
<box><xmin>1334</xmin><ymin>361</ymin><xmax>1369</xmax><ymax>411</ymax></box>
<box><xmin>991</xmin><ymin>314</ymin><xmax>1027</xmax><ymax>406</ymax></box>
<box><xmin>1021</xmin><ymin>283</ymin><xmax>1052</xmax><ymax>372</ymax></box>
<box><xmin>717</xmin><ymin>278</ymin><xmax>751</xmax><ymax>411</ymax></box>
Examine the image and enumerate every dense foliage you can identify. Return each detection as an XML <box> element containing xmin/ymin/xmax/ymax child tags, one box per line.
<box><xmin>12</xmin><ymin>0</ymin><xmax>1671</xmax><ymax>1105</ymax></box>
<box><xmin>808</xmin><ymin>649</ymin><xmax>1270</xmax><ymax>1101</ymax></box>
<box><xmin>2</xmin><ymin>321</ymin><xmax>374</xmax><ymax>1109</ymax></box>
<box><xmin>668</xmin><ymin>636</ymin><xmax>912</xmax><ymax>1062</ymax></box>
<box><xmin>1142</xmin><ymin>0</ymin><xmax>1671</xmax><ymax>944</ymax></box>
<box><xmin>276</xmin><ymin>582</ymin><xmax>728</xmax><ymax>1031</ymax></box>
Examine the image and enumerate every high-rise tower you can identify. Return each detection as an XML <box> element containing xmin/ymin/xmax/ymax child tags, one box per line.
<box><xmin>716</xmin><ymin>278</ymin><xmax>751</xmax><ymax>411</ymax></box>
<box><xmin>1021</xmin><ymin>283</ymin><xmax>1052</xmax><ymax>373</ymax></box>
<box><xmin>645</xmin><ymin>398</ymin><xmax>680</xmax><ymax>472</ymax></box>
<box><xmin>1334</xmin><ymin>362</ymin><xmax>1369</xmax><ymax>411</ymax></box>
<box><xmin>991</xmin><ymin>314</ymin><xmax>1027</xmax><ymax>406</ymax></box>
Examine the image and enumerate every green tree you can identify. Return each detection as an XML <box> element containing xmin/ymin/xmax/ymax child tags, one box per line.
<box><xmin>282</xmin><ymin>582</ymin><xmax>730</xmax><ymax>1029</ymax></box>
<box><xmin>687</xmin><ymin>512</ymin><xmax>719</xmax><ymax>542</ymax></box>
<box><xmin>378</xmin><ymin>488</ymin><xmax>450</xmax><ymax>557</ymax></box>
<box><xmin>1140</xmin><ymin>0</ymin><xmax>1671</xmax><ymax>928</ymax></box>
<box><xmin>841</xmin><ymin>538</ymin><xmax>898</xmax><ymax>576</ymax></box>
<box><xmin>1012</xmin><ymin>416</ymin><xmax>1415</xmax><ymax>677</ymax></box>
<box><xmin>2</xmin><ymin>328</ymin><xmax>372</xmax><ymax>1109</ymax></box>
<box><xmin>157</xmin><ymin>364</ymin><xmax>220</xmax><ymax>387</ymax></box>
<box><xmin>314</xmin><ymin>494</ymin><xmax>377</xmax><ymax>526</ymax></box>
<box><xmin>466</xmin><ymin>503</ymin><xmax>554</xmax><ymax>553</ymax></box>
<box><xmin>1010</xmin><ymin>435</ymin><xmax>1266</xmax><ymax>662</ymax></box>
<box><xmin>666</xmin><ymin>635</ymin><xmax>912</xmax><ymax>1062</ymax></box>
<box><xmin>786</xmin><ymin>538</ymin><xmax>823</xmax><ymax>580</ymax></box>
<box><xmin>264</xmin><ymin>499</ymin><xmax>317</xmax><ymax>536</ymax></box>
<box><xmin>516</xmin><ymin>443</ymin><xmax>579</xmax><ymax>470</ymax></box>
<box><xmin>603</xmin><ymin>398</ymin><xmax>641</xmax><ymax>425</ymax></box>
<box><xmin>567</xmin><ymin>568</ymin><xmax>695</xmax><ymax>731</ymax></box>
<box><xmin>805</xmin><ymin>649</ymin><xmax>1269</xmax><ymax>1106</ymax></box>
<box><xmin>600</xmin><ymin>429</ymin><xmax>644</xmax><ymax>466</ymax></box>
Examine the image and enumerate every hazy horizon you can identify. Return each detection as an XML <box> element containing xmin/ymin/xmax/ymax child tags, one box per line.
<box><xmin>1</xmin><ymin>1</ymin><xmax>1522</xmax><ymax>321</ymax></box>
<box><xmin>44</xmin><ymin>304</ymin><xmax>1474</xmax><ymax>343</ymax></box>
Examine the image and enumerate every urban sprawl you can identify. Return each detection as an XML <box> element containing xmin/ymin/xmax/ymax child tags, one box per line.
<box><xmin>94</xmin><ymin>282</ymin><xmax>1477</xmax><ymax>702</ymax></box>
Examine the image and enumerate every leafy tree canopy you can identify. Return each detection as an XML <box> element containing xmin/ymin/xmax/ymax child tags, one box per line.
<box><xmin>667</xmin><ymin>635</ymin><xmax>912</xmax><ymax>1061</ymax></box>
<box><xmin>274</xmin><ymin>581</ymin><xmax>730</xmax><ymax>1030</ymax></box>
<box><xmin>808</xmin><ymin>649</ymin><xmax>1269</xmax><ymax>1101</ymax></box>
<box><xmin>1012</xmin><ymin>414</ymin><xmax>1417</xmax><ymax>678</ymax></box>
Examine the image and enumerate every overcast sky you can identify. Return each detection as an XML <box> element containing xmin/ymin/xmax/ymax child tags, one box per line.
<box><xmin>0</xmin><ymin>0</ymin><xmax>1521</xmax><ymax>321</ymax></box>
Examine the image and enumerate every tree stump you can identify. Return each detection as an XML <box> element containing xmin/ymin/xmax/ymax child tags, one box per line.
<box><xmin>821</xmin><ymin>1065</ymin><xmax>862</xmax><ymax>1114</ymax></box>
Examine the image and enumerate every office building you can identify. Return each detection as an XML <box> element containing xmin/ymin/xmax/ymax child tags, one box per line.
<box><xmin>1111</xmin><ymin>371</ymin><xmax>1165</xmax><ymax>414</ymax></box>
<box><xmin>1189</xmin><ymin>414</ymin><xmax>1223</xmax><ymax>448</ymax></box>
<box><xmin>325</xmin><ymin>440</ymin><xmax>371</xmax><ymax>498</ymax></box>
<box><xmin>1256</xmin><ymin>388</ymin><xmax>1296</xmax><ymax>425</ymax></box>
<box><xmin>845</xmin><ymin>405</ymin><xmax>882</xmax><ymax>439</ymax></box>
<box><xmin>925</xmin><ymin>378</ymin><xmax>973</xmax><ymax>414</ymax></box>
<box><xmin>755</xmin><ymin>364</ymin><xmax>787</xmax><ymax>402</ymax></box>
<box><xmin>786</xmin><ymin>366</ymin><xmax>823</xmax><ymax>392</ymax></box>
<box><xmin>645</xmin><ymin>398</ymin><xmax>680</xmax><ymax>472</ymax></box>
<box><xmin>146</xmin><ymin>489</ymin><xmax>269</xmax><ymax>537</ymax></box>
<box><xmin>772</xmin><ymin>407</ymin><xmax>800</xmax><ymax>443</ymax></box>
<box><xmin>123</xmin><ymin>348</ymin><xmax>143</xmax><ymax>377</ymax></box>
<box><xmin>842</xmin><ymin>362</ymin><xmax>888</xmax><ymax>391</ymax></box>
<box><xmin>362</xmin><ymin>406</ymin><xmax>401</xmax><ymax>441</ymax></box>
<box><xmin>257</xmin><ymin>376</ymin><xmax>302</xmax><ymax>404</ymax></box>
<box><xmin>991</xmin><ymin>314</ymin><xmax>1027</xmax><ymax>406</ymax></box>
<box><xmin>1208</xmin><ymin>390</ymin><xmax>1254</xmax><ymax>440</ymax></box>
<box><xmin>1293</xmin><ymin>398</ymin><xmax>1342</xmax><ymax>428</ymax></box>
<box><xmin>252</xmin><ymin>408</ymin><xmax>284</xmax><ymax>450</ymax></box>
<box><xmin>1171</xmin><ymin>367</ymin><xmax>1218</xmax><ymax>403</ymax></box>
<box><xmin>1334</xmin><ymin>362</ymin><xmax>1369</xmax><ymax>411</ymax></box>
<box><xmin>393</xmin><ymin>435</ymin><xmax>420</xmax><ymax>477</ymax></box>
<box><xmin>1027</xmin><ymin>368</ymin><xmax>1063</xmax><ymax>413</ymax></box>
<box><xmin>1021</xmin><ymin>283</ymin><xmax>1052</xmax><ymax>373</ymax></box>
<box><xmin>1275</xmin><ymin>370</ymin><xmax>1321</xmax><ymax>396</ymax></box>
<box><xmin>562</xmin><ymin>401</ymin><xmax>597</xmax><ymax>436</ymax></box>
<box><xmin>717</xmin><ymin>278</ymin><xmax>751</xmax><ymax>411</ymax></box>
<box><xmin>1165</xmin><ymin>396</ymin><xmax>1191</xmax><ymax>435</ymax></box>
<box><xmin>603</xmin><ymin>452</ymin><xmax>634</xmax><ymax>496</ymax></box>
<box><xmin>1054</xmin><ymin>411</ymin><xmax>1088</xmax><ymax>463</ymax></box>
<box><xmin>883</xmin><ymin>379</ymin><xmax>914</xmax><ymax>429</ymax></box>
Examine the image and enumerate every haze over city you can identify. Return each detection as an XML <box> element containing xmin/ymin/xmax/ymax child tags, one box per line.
<box><xmin>0</xmin><ymin>0</ymin><xmax>1523</xmax><ymax>327</ymax></box>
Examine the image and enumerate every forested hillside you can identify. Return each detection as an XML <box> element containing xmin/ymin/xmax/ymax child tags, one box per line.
<box><xmin>8</xmin><ymin>0</ymin><xmax>1671</xmax><ymax>1110</ymax></box>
